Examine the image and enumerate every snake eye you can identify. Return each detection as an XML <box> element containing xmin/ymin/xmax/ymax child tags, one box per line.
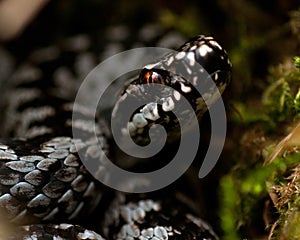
<box><xmin>141</xmin><ymin>71</ymin><xmax>164</xmax><ymax>84</ymax></box>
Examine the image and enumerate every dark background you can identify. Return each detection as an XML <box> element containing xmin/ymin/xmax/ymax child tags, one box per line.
<box><xmin>3</xmin><ymin>0</ymin><xmax>299</xmax><ymax>103</ymax></box>
<box><xmin>1</xmin><ymin>0</ymin><xmax>300</xmax><ymax>238</ymax></box>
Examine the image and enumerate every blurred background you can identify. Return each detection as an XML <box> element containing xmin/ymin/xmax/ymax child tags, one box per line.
<box><xmin>0</xmin><ymin>0</ymin><xmax>298</xmax><ymax>110</ymax></box>
<box><xmin>1</xmin><ymin>0</ymin><xmax>300</xmax><ymax>239</ymax></box>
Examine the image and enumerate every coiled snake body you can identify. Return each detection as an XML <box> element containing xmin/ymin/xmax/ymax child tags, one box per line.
<box><xmin>0</xmin><ymin>32</ymin><xmax>231</xmax><ymax>239</ymax></box>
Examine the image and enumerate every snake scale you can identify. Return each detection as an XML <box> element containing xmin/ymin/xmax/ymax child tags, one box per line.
<box><xmin>0</xmin><ymin>24</ymin><xmax>231</xmax><ymax>239</ymax></box>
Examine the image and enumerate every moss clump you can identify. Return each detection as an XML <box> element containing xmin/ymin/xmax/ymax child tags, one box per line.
<box><xmin>268</xmin><ymin>148</ymin><xmax>300</xmax><ymax>239</ymax></box>
<box><xmin>220</xmin><ymin>52</ymin><xmax>300</xmax><ymax>239</ymax></box>
<box><xmin>220</xmin><ymin>148</ymin><xmax>300</xmax><ymax>240</ymax></box>
<box><xmin>293</xmin><ymin>56</ymin><xmax>300</xmax><ymax>69</ymax></box>
<box><xmin>262</xmin><ymin>59</ymin><xmax>300</xmax><ymax>123</ymax></box>
<box><xmin>230</xmin><ymin>101</ymin><xmax>273</xmax><ymax>127</ymax></box>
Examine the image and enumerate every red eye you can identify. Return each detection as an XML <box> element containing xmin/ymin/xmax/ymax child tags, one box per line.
<box><xmin>143</xmin><ymin>71</ymin><xmax>152</xmax><ymax>84</ymax></box>
<box><xmin>142</xmin><ymin>71</ymin><xmax>163</xmax><ymax>84</ymax></box>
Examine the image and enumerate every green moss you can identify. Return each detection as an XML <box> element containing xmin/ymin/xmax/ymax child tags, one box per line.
<box><xmin>220</xmin><ymin>176</ymin><xmax>241</xmax><ymax>240</ymax></box>
<box><xmin>268</xmin><ymin>150</ymin><xmax>300</xmax><ymax>239</ymax></box>
<box><xmin>228</xmin><ymin>58</ymin><xmax>300</xmax><ymax>129</ymax></box>
<box><xmin>262</xmin><ymin>59</ymin><xmax>300</xmax><ymax>123</ymax></box>
<box><xmin>217</xmin><ymin>6</ymin><xmax>300</xmax><ymax>240</ymax></box>
<box><xmin>231</xmin><ymin>101</ymin><xmax>273</xmax><ymax>127</ymax></box>
<box><xmin>220</xmin><ymin>149</ymin><xmax>300</xmax><ymax>239</ymax></box>
<box><xmin>294</xmin><ymin>56</ymin><xmax>300</xmax><ymax>69</ymax></box>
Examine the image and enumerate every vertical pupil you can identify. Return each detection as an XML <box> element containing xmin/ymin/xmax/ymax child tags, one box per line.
<box><xmin>144</xmin><ymin>72</ymin><xmax>152</xmax><ymax>83</ymax></box>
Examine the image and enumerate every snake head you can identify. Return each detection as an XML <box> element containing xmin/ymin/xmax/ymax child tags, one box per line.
<box><xmin>112</xmin><ymin>35</ymin><xmax>232</xmax><ymax>150</ymax></box>
<box><xmin>177</xmin><ymin>35</ymin><xmax>232</xmax><ymax>86</ymax></box>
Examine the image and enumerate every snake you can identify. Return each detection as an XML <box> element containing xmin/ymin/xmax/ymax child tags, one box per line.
<box><xmin>0</xmin><ymin>29</ymin><xmax>232</xmax><ymax>239</ymax></box>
